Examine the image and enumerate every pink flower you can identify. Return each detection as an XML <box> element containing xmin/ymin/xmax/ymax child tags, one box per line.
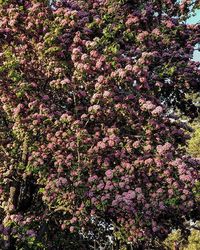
<box><xmin>96</xmin><ymin>60</ymin><xmax>103</xmax><ymax>69</ymax></box>
<box><xmin>88</xmin><ymin>175</ymin><xmax>98</xmax><ymax>183</ymax></box>
<box><xmin>187</xmin><ymin>201</ymin><xmax>194</xmax><ymax>207</ymax></box>
<box><xmin>135</xmin><ymin>187</ymin><xmax>142</xmax><ymax>194</ymax></box>
<box><xmin>144</xmin><ymin>158</ymin><xmax>153</xmax><ymax>165</ymax></box>
<box><xmin>69</xmin><ymin>226</ymin><xmax>75</xmax><ymax>233</ymax></box>
<box><xmin>127</xmin><ymin>190</ymin><xmax>136</xmax><ymax>199</ymax></box>
<box><xmin>13</xmin><ymin>104</ymin><xmax>23</xmax><ymax>117</ymax></box>
<box><xmin>168</xmin><ymin>189</ymin><xmax>174</xmax><ymax>195</ymax></box>
<box><xmin>141</xmin><ymin>101</ymin><xmax>156</xmax><ymax>111</ymax></box>
<box><xmin>108</xmin><ymin>140</ymin><xmax>115</xmax><ymax>147</ymax></box>
<box><xmin>137</xmin><ymin>31</ymin><xmax>149</xmax><ymax>41</ymax></box>
<box><xmin>26</xmin><ymin>230</ymin><xmax>36</xmax><ymax>237</ymax></box>
<box><xmin>139</xmin><ymin>77</ymin><xmax>147</xmax><ymax>84</ymax></box>
<box><xmin>105</xmin><ymin>170</ymin><xmax>113</xmax><ymax>179</ymax></box>
<box><xmin>59</xmin><ymin>177</ymin><xmax>67</xmax><ymax>185</ymax></box>
<box><xmin>181</xmin><ymin>195</ymin><xmax>186</xmax><ymax>200</ymax></box>
<box><xmin>152</xmin><ymin>226</ymin><xmax>158</xmax><ymax>232</ymax></box>
<box><xmin>88</xmin><ymin>105</ymin><xmax>100</xmax><ymax>113</ymax></box>
<box><xmin>42</xmin><ymin>95</ymin><xmax>49</xmax><ymax>100</ymax></box>
<box><xmin>156</xmin><ymin>142</ymin><xmax>172</xmax><ymax>155</ymax></box>
<box><xmin>132</xmin><ymin>141</ymin><xmax>140</xmax><ymax>148</ymax></box>
<box><xmin>72</xmin><ymin>47</ymin><xmax>82</xmax><ymax>55</ymax></box>
<box><xmin>152</xmin><ymin>106</ymin><xmax>163</xmax><ymax>115</ymax></box>
<box><xmin>183</xmin><ymin>189</ymin><xmax>189</xmax><ymax>195</ymax></box>
<box><xmin>54</xmin><ymin>68</ymin><xmax>62</xmax><ymax>74</ymax></box>
<box><xmin>91</xmin><ymin>197</ymin><xmax>96</xmax><ymax>203</ymax></box>
<box><xmin>90</xmin><ymin>50</ymin><xmax>98</xmax><ymax>58</ymax></box>
<box><xmin>61</xmin><ymin>78</ymin><xmax>70</xmax><ymax>85</ymax></box>
<box><xmin>180</xmin><ymin>174</ymin><xmax>192</xmax><ymax>182</ymax></box>
<box><xmin>144</xmin><ymin>145</ymin><xmax>152</xmax><ymax>152</ymax></box>
<box><xmin>112</xmin><ymin>200</ymin><xmax>118</xmax><ymax>206</ymax></box>
<box><xmin>152</xmin><ymin>28</ymin><xmax>161</xmax><ymax>36</ymax></box>
<box><xmin>97</xmin><ymin>183</ymin><xmax>104</xmax><ymax>190</ymax></box>
<box><xmin>70</xmin><ymin>217</ymin><xmax>77</xmax><ymax>223</ymax></box>
<box><xmin>125</xmin><ymin>64</ymin><xmax>132</xmax><ymax>71</ymax></box>
<box><xmin>165</xmin><ymin>20</ymin><xmax>174</xmax><ymax>28</ymax></box>
<box><xmin>103</xmin><ymin>91</ymin><xmax>111</xmax><ymax>98</ymax></box>
<box><xmin>90</xmin><ymin>209</ymin><xmax>96</xmax><ymax>215</ymax></box>
<box><xmin>101</xmin><ymin>196</ymin><xmax>107</xmax><ymax>201</ymax></box>
<box><xmin>125</xmin><ymin>16</ymin><xmax>139</xmax><ymax>26</ymax></box>
<box><xmin>157</xmin><ymin>188</ymin><xmax>163</xmax><ymax>194</ymax></box>
<box><xmin>132</xmin><ymin>65</ymin><xmax>140</xmax><ymax>73</ymax></box>
<box><xmin>98</xmin><ymin>142</ymin><xmax>106</xmax><ymax>149</ymax></box>
<box><xmin>119</xmin><ymin>182</ymin><xmax>125</xmax><ymax>188</ymax></box>
<box><xmin>118</xmin><ymin>69</ymin><xmax>126</xmax><ymax>78</ymax></box>
<box><xmin>48</xmin><ymin>143</ymin><xmax>54</xmax><ymax>149</ymax></box>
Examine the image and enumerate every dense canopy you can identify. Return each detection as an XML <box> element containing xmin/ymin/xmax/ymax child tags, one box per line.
<box><xmin>0</xmin><ymin>0</ymin><xmax>200</xmax><ymax>249</ymax></box>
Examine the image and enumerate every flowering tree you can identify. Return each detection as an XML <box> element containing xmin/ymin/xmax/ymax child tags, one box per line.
<box><xmin>0</xmin><ymin>0</ymin><xmax>200</xmax><ymax>249</ymax></box>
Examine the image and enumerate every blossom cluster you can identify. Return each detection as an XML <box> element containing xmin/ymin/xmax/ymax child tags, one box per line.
<box><xmin>0</xmin><ymin>0</ymin><xmax>199</xmax><ymax>248</ymax></box>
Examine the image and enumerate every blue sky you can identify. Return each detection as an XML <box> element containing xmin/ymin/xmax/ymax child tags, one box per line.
<box><xmin>187</xmin><ymin>9</ymin><xmax>200</xmax><ymax>62</ymax></box>
<box><xmin>187</xmin><ymin>9</ymin><xmax>200</xmax><ymax>24</ymax></box>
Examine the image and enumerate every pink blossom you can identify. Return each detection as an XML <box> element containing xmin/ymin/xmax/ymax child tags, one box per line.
<box><xmin>137</xmin><ymin>31</ymin><xmax>149</xmax><ymax>41</ymax></box>
<box><xmin>152</xmin><ymin>28</ymin><xmax>161</xmax><ymax>36</ymax></box>
<box><xmin>13</xmin><ymin>104</ymin><xmax>23</xmax><ymax>117</ymax></box>
<box><xmin>141</xmin><ymin>101</ymin><xmax>156</xmax><ymax>111</ymax></box>
<box><xmin>97</xmin><ymin>183</ymin><xmax>104</xmax><ymax>190</ymax></box>
<box><xmin>88</xmin><ymin>175</ymin><xmax>98</xmax><ymax>183</ymax></box>
<box><xmin>98</xmin><ymin>141</ymin><xmax>106</xmax><ymax>149</ymax></box>
<box><xmin>108</xmin><ymin>140</ymin><xmax>115</xmax><ymax>147</ymax></box>
<box><xmin>70</xmin><ymin>217</ymin><xmax>77</xmax><ymax>223</ymax></box>
<box><xmin>90</xmin><ymin>50</ymin><xmax>98</xmax><ymax>58</ymax></box>
<box><xmin>105</xmin><ymin>170</ymin><xmax>113</xmax><ymax>179</ymax></box>
<box><xmin>103</xmin><ymin>91</ymin><xmax>111</xmax><ymax>98</ymax></box>
<box><xmin>144</xmin><ymin>158</ymin><xmax>153</xmax><ymax>165</ymax></box>
<box><xmin>88</xmin><ymin>105</ymin><xmax>100</xmax><ymax>113</ymax></box>
<box><xmin>127</xmin><ymin>190</ymin><xmax>136</xmax><ymax>199</ymax></box>
<box><xmin>164</xmin><ymin>20</ymin><xmax>174</xmax><ymax>28</ymax></box>
<box><xmin>42</xmin><ymin>95</ymin><xmax>49</xmax><ymax>100</ymax></box>
<box><xmin>112</xmin><ymin>200</ymin><xmax>118</xmax><ymax>206</ymax></box>
<box><xmin>132</xmin><ymin>141</ymin><xmax>140</xmax><ymax>148</ymax></box>
<box><xmin>69</xmin><ymin>226</ymin><xmax>75</xmax><ymax>233</ymax></box>
<box><xmin>135</xmin><ymin>187</ymin><xmax>142</xmax><ymax>194</ymax></box>
<box><xmin>119</xmin><ymin>182</ymin><xmax>125</xmax><ymax>188</ymax></box>
<box><xmin>125</xmin><ymin>16</ymin><xmax>139</xmax><ymax>26</ymax></box>
<box><xmin>118</xmin><ymin>69</ymin><xmax>126</xmax><ymax>78</ymax></box>
<box><xmin>96</xmin><ymin>60</ymin><xmax>103</xmax><ymax>69</ymax></box>
<box><xmin>125</xmin><ymin>64</ymin><xmax>132</xmax><ymax>71</ymax></box>
<box><xmin>152</xmin><ymin>106</ymin><xmax>163</xmax><ymax>115</ymax></box>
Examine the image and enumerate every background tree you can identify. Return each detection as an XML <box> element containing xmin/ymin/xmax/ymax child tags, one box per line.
<box><xmin>165</xmin><ymin>92</ymin><xmax>200</xmax><ymax>250</ymax></box>
<box><xmin>0</xmin><ymin>0</ymin><xmax>200</xmax><ymax>249</ymax></box>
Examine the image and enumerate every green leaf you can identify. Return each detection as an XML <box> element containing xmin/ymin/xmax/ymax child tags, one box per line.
<box><xmin>38</xmin><ymin>188</ymin><xmax>45</xmax><ymax>194</ymax></box>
